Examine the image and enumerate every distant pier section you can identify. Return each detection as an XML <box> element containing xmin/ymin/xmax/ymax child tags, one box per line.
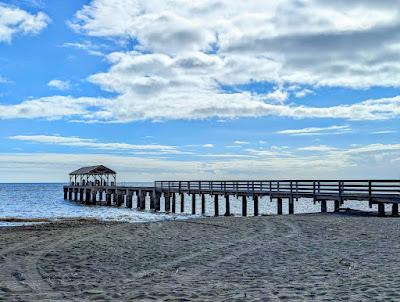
<box><xmin>64</xmin><ymin>165</ymin><xmax>400</xmax><ymax>217</ymax></box>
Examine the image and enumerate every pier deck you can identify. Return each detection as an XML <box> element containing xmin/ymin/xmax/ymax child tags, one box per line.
<box><xmin>64</xmin><ymin>179</ymin><xmax>400</xmax><ymax>217</ymax></box>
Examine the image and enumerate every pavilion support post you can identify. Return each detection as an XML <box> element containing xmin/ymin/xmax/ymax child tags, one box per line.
<box><xmin>321</xmin><ymin>200</ymin><xmax>327</xmax><ymax>213</ymax></box>
<box><xmin>378</xmin><ymin>203</ymin><xmax>385</xmax><ymax>217</ymax></box>
<box><xmin>254</xmin><ymin>195</ymin><xmax>259</xmax><ymax>216</ymax></box>
<box><xmin>334</xmin><ymin>200</ymin><xmax>340</xmax><ymax>212</ymax></box>
<box><xmin>392</xmin><ymin>203</ymin><xmax>398</xmax><ymax>216</ymax></box>
<box><xmin>106</xmin><ymin>193</ymin><xmax>112</xmax><ymax>206</ymax></box>
<box><xmin>172</xmin><ymin>193</ymin><xmax>176</xmax><ymax>213</ymax></box>
<box><xmin>201</xmin><ymin>194</ymin><xmax>206</xmax><ymax>215</ymax></box>
<box><xmin>79</xmin><ymin>189</ymin><xmax>84</xmax><ymax>203</ymax></box>
<box><xmin>85</xmin><ymin>189</ymin><xmax>91</xmax><ymax>205</ymax></box>
<box><xmin>192</xmin><ymin>194</ymin><xmax>196</xmax><ymax>215</ymax></box>
<box><xmin>225</xmin><ymin>195</ymin><xmax>231</xmax><ymax>216</ymax></box>
<box><xmin>164</xmin><ymin>193</ymin><xmax>170</xmax><ymax>213</ymax></box>
<box><xmin>180</xmin><ymin>193</ymin><xmax>185</xmax><ymax>213</ymax></box>
<box><xmin>140</xmin><ymin>192</ymin><xmax>146</xmax><ymax>210</ymax></box>
<box><xmin>242</xmin><ymin>196</ymin><xmax>247</xmax><ymax>217</ymax></box>
<box><xmin>92</xmin><ymin>191</ymin><xmax>97</xmax><ymax>205</ymax></box>
<box><xmin>155</xmin><ymin>193</ymin><xmax>161</xmax><ymax>212</ymax></box>
<box><xmin>277</xmin><ymin>198</ymin><xmax>283</xmax><ymax>215</ymax></box>
<box><xmin>214</xmin><ymin>195</ymin><xmax>219</xmax><ymax>217</ymax></box>
<box><xmin>288</xmin><ymin>196</ymin><xmax>294</xmax><ymax>215</ymax></box>
<box><xmin>126</xmin><ymin>193</ymin><xmax>132</xmax><ymax>208</ymax></box>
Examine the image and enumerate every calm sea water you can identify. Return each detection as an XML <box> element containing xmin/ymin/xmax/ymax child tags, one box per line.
<box><xmin>0</xmin><ymin>183</ymin><xmax>378</xmax><ymax>227</ymax></box>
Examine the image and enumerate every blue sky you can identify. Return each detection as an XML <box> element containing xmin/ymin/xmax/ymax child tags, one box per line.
<box><xmin>0</xmin><ymin>0</ymin><xmax>399</xmax><ymax>182</ymax></box>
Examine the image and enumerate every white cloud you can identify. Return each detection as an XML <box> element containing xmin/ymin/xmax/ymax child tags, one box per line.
<box><xmin>62</xmin><ymin>40</ymin><xmax>104</xmax><ymax>56</ymax></box>
<box><xmin>372</xmin><ymin>130</ymin><xmax>396</xmax><ymax>134</ymax></box>
<box><xmin>0</xmin><ymin>2</ymin><xmax>50</xmax><ymax>43</ymax></box>
<box><xmin>9</xmin><ymin>134</ymin><xmax>178</xmax><ymax>153</ymax></box>
<box><xmin>234</xmin><ymin>140</ymin><xmax>250</xmax><ymax>145</ymax></box>
<box><xmin>47</xmin><ymin>79</ymin><xmax>70</xmax><ymax>91</ymax></box>
<box><xmin>202</xmin><ymin>144</ymin><xmax>214</xmax><ymax>148</ymax></box>
<box><xmin>298</xmin><ymin>145</ymin><xmax>338</xmax><ymax>152</ymax></box>
<box><xmin>295</xmin><ymin>88</ymin><xmax>314</xmax><ymax>98</ymax></box>
<box><xmin>0</xmin><ymin>96</ymin><xmax>112</xmax><ymax>120</ymax></box>
<box><xmin>278</xmin><ymin>125</ymin><xmax>352</xmax><ymax>136</ymax></box>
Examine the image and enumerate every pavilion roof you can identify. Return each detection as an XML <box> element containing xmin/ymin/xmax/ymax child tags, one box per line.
<box><xmin>69</xmin><ymin>165</ymin><xmax>116</xmax><ymax>175</ymax></box>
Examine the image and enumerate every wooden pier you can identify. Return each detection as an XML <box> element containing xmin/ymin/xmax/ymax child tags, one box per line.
<box><xmin>64</xmin><ymin>177</ymin><xmax>400</xmax><ymax>217</ymax></box>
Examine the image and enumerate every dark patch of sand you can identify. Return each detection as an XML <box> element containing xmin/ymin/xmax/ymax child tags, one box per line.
<box><xmin>0</xmin><ymin>214</ymin><xmax>399</xmax><ymax>301</ymax></box>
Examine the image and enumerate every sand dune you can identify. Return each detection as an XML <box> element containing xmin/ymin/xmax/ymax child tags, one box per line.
<box><xmin>0</xmin><ymin>213</ymin><xmax>399</xmax><ymax>301</ymax></box>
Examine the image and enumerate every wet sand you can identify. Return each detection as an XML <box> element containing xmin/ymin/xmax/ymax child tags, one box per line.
<box><xmin>0</xmin><ymin>213</ymin><xmax>400</xmax><ymax>301</ymax></box>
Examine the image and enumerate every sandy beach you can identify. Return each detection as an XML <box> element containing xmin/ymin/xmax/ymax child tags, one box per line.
<box><xmin>0</xmin><ymin>213</ymin><xmax>399</xmax><ymax>301</ymax></box>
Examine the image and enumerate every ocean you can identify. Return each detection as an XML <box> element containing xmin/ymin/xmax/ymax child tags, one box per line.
<box><xmin>0</xmin><ymin>183</ymin><xmax>379</xmax><ymax>227</ymax></box>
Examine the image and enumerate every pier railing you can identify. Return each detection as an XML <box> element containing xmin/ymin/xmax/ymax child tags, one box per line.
<box><xmin>155</xmin><ymin>180</ymin><xmax>400</xmax><ymax>200</ymax></box>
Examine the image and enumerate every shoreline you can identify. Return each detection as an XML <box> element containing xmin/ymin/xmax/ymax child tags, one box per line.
<box><xmin>1</xmin><ymin>213</ymin><xmax>399</xmax><ymax>300</ymax></box>
<box><xmin>0</xmin><ymin>207</ymin><xmax>395</xmax><ymax>227</ymax></box>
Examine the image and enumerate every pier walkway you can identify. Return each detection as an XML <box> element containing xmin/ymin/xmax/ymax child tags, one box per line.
<box><xmin>64</xmin><ymin>179</ymin><xmax>400</xmax><ymax>217</ymax></box>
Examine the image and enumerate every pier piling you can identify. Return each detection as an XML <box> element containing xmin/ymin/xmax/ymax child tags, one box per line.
<box><xmin>155</xmin><ymin>193</ymin><xmax>161</xmax><ymax>212</ymax></box>
<box><xmin>214</xmin><ymin>195</ymin><xmax>219</xmax><ymax>217</ymax></box>
<box><xmin>85</xmin><ymin>190</ymin><xmax>91</xmax><ymax>205</ymax></box>
<box><xmin>150</xmin><ymin>191</ymin><xmax>155</xmax><ymax>211</ymax></box>
<box><xmin>79</xmin><ymin>189</ymin><xmax>84</xmax><ymax>203</ymax></box>
<box><xmin>288</xmin><ymin>197</ymin><xmax>294</xmax><ymax>215</ymax></box>
<box><xmin>180</xmin><ymin>193</ymin><xmax>185</xmax><ymax>213</ymax></box>
<box><xmin>378</xmin><ymin>203</ymin><xmax>385</xmax><ymax>217</ymax></box>
<box><xmin>92</xmin><ymin>191</ymin><xmax>97</xmax><ymax>205</ymax></box>
<box><xmin>253</xmin><ymin>195</ymin><xmax>259</xmax><ymax>216</ymax></box>
<box><xmin>321</xmin><ymin>200</ymin><xmax>327</xmax><ymax>213</ymax></box>
<box><xmin>392</xmin><ymin>203</ymin><xmax>398</xmax><ymax>216</ymax></box>
<box><xmin>201</xmin><ymin>194</ymin><xmax>206</xmax><ymax>215</ymax></box>
<box><xmin>106</xmin><ymin>193</ymin><xmax>111</xmax><ymax>206</ymax></box>
<box><xmin>225</xmin><ymin>195</ymin><xmax>230</xmax><ymax>216</ymax></box>
<box><xmin>192</xmin><ymin>194</ymin><xmax>196</xmax><ymax>215</ymax></box>
<box><xmin>242</xmin><ymin>196</ymin><xmax>247</xmax><ymax>217</ymax></box>
<box><xmin>334</xmin><ymin>200</ymin><xmax>340</xmax><ymax>212</ymax></box>
<box><xmin>140</xmin><ymin>192</ymin><xmax>146</xmax><ymax>210</ymax></box>
<box><xmin>126</xmin><ymin>194</ymin><xmax>133</xmax><ymax>208</ymax></box>
<box><xmin>172</xmin><ymin>193</ymin><xmax>176</xmax><ymax>213</ymax></box>
<box><xmin>277</xmin><ymin>198</ymin><xmax>283</xmax><ymax>215</ymax></box>
<box><xmin>165</xmin><ymin>193</ymin><xmax>171</xmax><ymax>213</ymax></box>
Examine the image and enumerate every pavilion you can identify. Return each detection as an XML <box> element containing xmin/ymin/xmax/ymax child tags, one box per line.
<box><xmin>69</xmin><ymin>165</ymin><xmax>117</xmax><ymax>186</ymax></box>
